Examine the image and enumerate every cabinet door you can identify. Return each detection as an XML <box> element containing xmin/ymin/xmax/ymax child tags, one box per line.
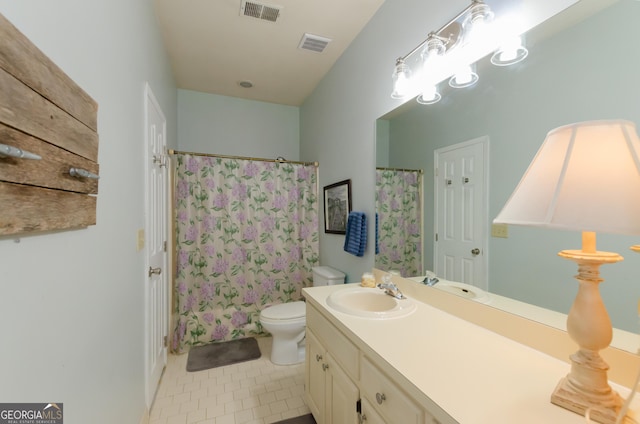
<box><xmin>360</xmin><ymin>356</ymin><xmax>424</xmax><ymax>424</ymax></box>
<box><xmin>326</xmin><ymin>353</ymin><xmax>359</xmax><ymax>424</ymax></box>
<box><xmin>360</xmin><ymin>398</ymin><xmax>386</xmax><ymax>424</ymax></box>
<box><xmin>305</xmin><ymin>329</ymin><xmax>325</xmax><ymax>423</ymax></box>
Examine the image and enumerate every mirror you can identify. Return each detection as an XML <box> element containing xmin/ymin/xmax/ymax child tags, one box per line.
<box><xmin>375</xmin><ymin>0</ymin><xmax>640</xmax><ymax>344</ymax></box>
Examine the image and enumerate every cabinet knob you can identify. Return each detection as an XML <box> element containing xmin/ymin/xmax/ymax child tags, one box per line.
<box><xmin>375</xmin><ymin>392</ymin><xmax>386</xmax><ymax>405</ymax></box>
<box><xmin>322</xmin><ymin>363</ymin><xmax>329</xmax><ymax>371</ymax></box>
<box><xmin>359</xmin><ymin>413</ymin><xmax>367</xmax><ymax>423</ymax></box>
<box><xmin>315</xmin><ymin>354</ymin><xmax>323</xmax><ymax>362</ymax></box>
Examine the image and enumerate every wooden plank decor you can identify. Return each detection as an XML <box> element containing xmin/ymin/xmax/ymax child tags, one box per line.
<box><xmin>0</xmin><ymin>183</ymin><xmax>96</xmax><ymax>234</ymax></box>
<box><xmin>0</xmin><ymin>12</ymin><xmax>99</xmax><ymax>236</ymax></box>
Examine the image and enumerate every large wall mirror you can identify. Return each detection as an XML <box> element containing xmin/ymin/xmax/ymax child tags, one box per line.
<box><xmin>375</xmin><ymin>0</ymin><xmax>640</xmax><ymax>345</ymax></box>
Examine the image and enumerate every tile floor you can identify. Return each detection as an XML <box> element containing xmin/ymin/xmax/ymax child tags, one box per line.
<box><xmin>149</xmin><ymin>337</ymin><xmax>311</xmax><ymax>424</ymax></box>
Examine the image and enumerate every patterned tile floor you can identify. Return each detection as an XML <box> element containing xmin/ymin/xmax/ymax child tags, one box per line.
<box><xmin>150</xmin><ymin>337</ymin><xmax>310</xmax><ymax>424</ymax></box>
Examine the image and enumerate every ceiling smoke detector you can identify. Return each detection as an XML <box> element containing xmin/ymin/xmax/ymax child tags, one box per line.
<box><xmin>240</xmin><ymin>0</ymin><xmax>282</xmax><ymax>23</ymax></box>
<box><xmin>298</xmin><ymin>33</ymin><xmax>331</xmax><ymax>53</ymax></box>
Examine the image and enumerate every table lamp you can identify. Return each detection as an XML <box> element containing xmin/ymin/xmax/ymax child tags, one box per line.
<box><xmin>494</xmin><ymin>120</ymin><xmax>640</xmax><ymax>423</ymax></box>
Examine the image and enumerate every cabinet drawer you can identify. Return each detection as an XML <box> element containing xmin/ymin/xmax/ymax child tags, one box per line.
<box><xmin>360</xmin><ymin>356</ymin><xmax>424</xmax><ymax>424</ymax></box>
<box><xmin>307</xmin><ymin>303</ymin><xmax>359</xmax><ymax>381</ymax></box>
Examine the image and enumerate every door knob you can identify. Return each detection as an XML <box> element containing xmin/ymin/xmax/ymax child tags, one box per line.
<box><xmin>471</xmin><ymin>248</ymin><xmax>480</xmax><ymax>256</ymax></box>
<box><xmin>148</xmin><ymin>267</ymin><xmax>162</xmax><ymax>277</ymax></box>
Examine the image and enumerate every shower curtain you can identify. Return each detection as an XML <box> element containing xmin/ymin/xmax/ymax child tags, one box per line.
<box><xmin>172</xmin><ymin>153</ymin><xmax>319</xmax><ymax>353</ymax></box>
<box><xmin>375</xmin><ymin>168</ymin><xmax>423</xmax><ymax>277</ymax></box>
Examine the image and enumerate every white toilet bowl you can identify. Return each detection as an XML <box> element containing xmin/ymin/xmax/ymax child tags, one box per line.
<box><xmin>260</xmin><ymin>301</ymin><xmax>306</xmax><ymax>365</ymax></box>
<box><xmin>259</xmin><ymin>266</ymin><xmax>346</xmax><ymax>365</ymax></box>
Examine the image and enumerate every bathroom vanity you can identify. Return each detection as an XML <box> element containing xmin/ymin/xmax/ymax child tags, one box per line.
<box><xmin>302</xmin><ymin>282</ymin><xmax>636</xmax><ymax>424</ymax></box>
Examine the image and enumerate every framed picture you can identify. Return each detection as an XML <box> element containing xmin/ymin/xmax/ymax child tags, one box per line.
<box><xmin>323</xmin><ymin>179</ymin><xmax>352</xmax><ymax>234</ymax></box>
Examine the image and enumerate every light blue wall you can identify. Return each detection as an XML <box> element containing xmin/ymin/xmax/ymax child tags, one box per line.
<box><xmin>0</xmin><ymin>1</ymin><xmax>176</xmax><ymax>423</ymax></box>
<box><xmin>300</xmin><ymin>0</ymin><xmax>575</xmax><ymax>285</ymax></box>
<box><xmin>379</xmin><ymin>0</ymin><xmax>640</xmax><ymax>333</ymax></box>
<box><xmin>178</xmin><ymin>89</ymin><xmax>300</xmax><ymax>160</ymax></box>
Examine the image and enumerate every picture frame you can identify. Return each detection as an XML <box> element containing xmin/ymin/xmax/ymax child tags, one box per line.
<box><xmin>323</xmin><ymin>179</ymin><xmax>352</xmax><ymax>234</ymax></box>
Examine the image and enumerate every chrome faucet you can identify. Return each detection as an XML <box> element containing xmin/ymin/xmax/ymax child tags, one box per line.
<box><xmin>422</xmin><ymin>271</ymin><xmax>439</xmax><ymax>287</ymax></box>
<box><xmin>423</xmin><ymin>276</ymin><xmax>439</xmax><ymax>287</ymax></box>
<box><xmin>377</xmin><ymin>277</ymin><xmax>406</xmax><ymax>299</ymax></box>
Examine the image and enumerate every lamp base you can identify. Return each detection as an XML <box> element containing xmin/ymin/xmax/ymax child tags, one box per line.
<box><xmin>552</xmin><ymin>372</ymin><xmax>623</xmax><ymax>424</ymax></box>
<box><xmin>552</xmin><ymin>240</ymin><xmax>628</xmax><ymax>424</ymax></box>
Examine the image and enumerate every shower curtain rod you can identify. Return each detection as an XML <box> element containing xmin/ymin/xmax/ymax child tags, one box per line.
<box><xmin>376</xmin><ymin>166</ymin><xmax>423</xmax><ymax>173</ymax></box>
<box><xmin>168</xmin><ymin>149</ymin><xmax>319</xmax><ymax>167</ymax></box>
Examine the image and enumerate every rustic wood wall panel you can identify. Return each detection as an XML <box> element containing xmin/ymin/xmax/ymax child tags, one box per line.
<box><xmin>0</xmin><ymin>124</ymin><xmax>98</xmax><ymax>194</ymax></box>
<box><xmin>0</xmin><ymin>12</ymin><xmax>99</xmax><ymax>236</ymax></box>
<box><xmin>0</xmin><ymin>69</ymin><xmax>99</xmax><ymax>162</ymax></box>
<box><xmin>0</xmin><ymin>183</ymin><xmax>96</xmax><ymax>234</ymax></box>
<box><xmin>0</xmin><ymin>13</ymin><xmax>98</xmax><ymax>131</ymax></box>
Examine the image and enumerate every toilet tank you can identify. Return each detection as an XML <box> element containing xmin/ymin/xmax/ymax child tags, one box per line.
<box><xmin>312</xmin><ymin>266</ymin><xmax>345</xmax><ymax>286</ymax></box>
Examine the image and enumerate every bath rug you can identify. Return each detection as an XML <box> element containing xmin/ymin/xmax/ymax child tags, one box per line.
<box><xmin>273</xmin><ymin>414</ymin><xmax>316</xmax><ymax>424</ymax></box>
<box><xmin>186</xmin><ymin>337</ymin><xmax>261</xmax><ymax>372</ymax></box>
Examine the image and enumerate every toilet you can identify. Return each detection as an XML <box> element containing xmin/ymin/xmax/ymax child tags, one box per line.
<box><xmin>260</xmin><ymin>266</ymin><xmax>345</xmax><ymax>365</ymax></box>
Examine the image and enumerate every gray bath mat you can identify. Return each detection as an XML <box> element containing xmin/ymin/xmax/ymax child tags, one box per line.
<box><xmin>273</xmin><ymin>414</ymin><xmax>316</xmax><ymax>424</ymax></box>
<box><xmin>186</xmin><ymin>337</ymin><xmax>261</xmax><ymax>372</ymax></box>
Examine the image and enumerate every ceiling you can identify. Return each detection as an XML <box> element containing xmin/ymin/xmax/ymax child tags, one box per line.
<box><xmin>153</xmin><ymin>0</ymin><xmax>386</xmax><ymax>106</ymax></box>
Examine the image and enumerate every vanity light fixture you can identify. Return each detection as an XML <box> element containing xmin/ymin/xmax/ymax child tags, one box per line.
<box><xmin>391</xmin><ymin>58</ymin><xmax>412</xmax><ymax>100</ymax></box>
<box><xmin>391</xmin><ymin>0</ymin><xmax>528</xmax><ymax>105</ymax></box>
<box><xmin>494</xmin><ymin>120</ymin><xmax>640</xmax><ymax>424</ymax></box>
<box><xmin>417</xmin><ymin>34</ymin><xmax>445</xmax><ymax>104</ymax></box>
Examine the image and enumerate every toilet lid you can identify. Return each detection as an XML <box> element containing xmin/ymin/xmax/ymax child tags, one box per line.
<box><xmin>261</xmin><ymin>301</ymin><xmax>306</xmax><ymax>320</ymax></box>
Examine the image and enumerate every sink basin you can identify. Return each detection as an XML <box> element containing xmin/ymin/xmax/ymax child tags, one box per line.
<box><xmin>326</xmin><ymin>287</ymin><xmax>416</xmax><ymax>319</ymax></box>
<box><xmin>408</xmin><ymin>277</ymin><xmax>491</xmax><ymax>304</ymax></box>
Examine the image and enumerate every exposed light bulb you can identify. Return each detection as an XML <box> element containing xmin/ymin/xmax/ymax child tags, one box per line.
<box><xmin>449</xmin><ymin>64</ymin><xmax>478</xmax><ymax>88</ymax></box>
<box><xmin>417</xmin><ymin>84</ymin><xmax>441</xmax><ymax>105</ymax></box>
<box><xmin>491</xmin><ymin>35</ymin><xmax>528</xmax><ymax>66</ymax></box>
<box><xmin>391</xmin><ymin>59</ymin><xmax>412</xmax><ymax>99</ymax></box>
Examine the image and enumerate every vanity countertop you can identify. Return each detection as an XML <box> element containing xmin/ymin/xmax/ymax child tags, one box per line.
<box><xmin>303</xmin><ymin>283</ymin><xmax>635</xmax><ymax>424</ymax></box>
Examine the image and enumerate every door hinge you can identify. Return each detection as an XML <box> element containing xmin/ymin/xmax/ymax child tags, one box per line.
<box><xmin>435</xmin><ymin>233</ymin><xmax>438</xmax><ymax>242</ymax></box>
<box><xmin>163</xmin><ymin>336</ymin><xmax>168</xmax><ymax>347</ymax></box>
<box><xmin>163</xmin><ymin>241</ymin><xmax>167</xmax><ymax>252</ymax></box>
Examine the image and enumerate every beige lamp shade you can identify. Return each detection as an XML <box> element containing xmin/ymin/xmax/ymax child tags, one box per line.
<box><xmin>494</xmin><ymin>119</ymin><xmax>640</xmax><ymax>235</ymax></box>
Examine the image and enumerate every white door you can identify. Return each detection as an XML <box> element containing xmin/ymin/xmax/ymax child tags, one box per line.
<box><xmin>434</xmin><ymin>137</ymin><xmax>488</xmax><ymax>290</ymax></box>
<box><xmin>144</xmin><ymin>82</ymin><xmax>168</xmax><ymax>408</ymax></box>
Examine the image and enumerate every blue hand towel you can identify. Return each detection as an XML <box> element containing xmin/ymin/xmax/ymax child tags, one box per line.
<box><xmin>344</xmin><ymin>212</ymin><xmax>367</xmax><ymax>257</ymax></box>
<box><xmin>375</xmin><ymin>212</ymin><xmax>379</xmax><ymax>255</ymax></box>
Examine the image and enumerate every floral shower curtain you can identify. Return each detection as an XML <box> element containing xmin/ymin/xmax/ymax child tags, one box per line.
<box><xmin>172</xmin><ymin>154</ymin><xmax>319</xmax><ymax>353</ymax></box>
<box><xmin>375</xmin><ymin>168</ymin><xmax>423</xmax><ymax>277</ymax></box>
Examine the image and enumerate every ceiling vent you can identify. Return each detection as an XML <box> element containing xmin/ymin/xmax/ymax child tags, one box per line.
<box><xmin>298</xmin><ymin>33</ymin><xmax>331</xmax><ymax>53</ymax></box>
<box><xmin>240</xmin><ymin>1</ymin><xmax>282</xmax><ymax>23</ymax></box>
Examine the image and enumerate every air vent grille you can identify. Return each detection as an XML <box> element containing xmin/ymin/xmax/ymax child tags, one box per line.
<box><xmin>298</xmin><ymin>33</ymin><xmax>331</xmax><ymax>53</ymax></box>
<box><xmin>241</xmin><ymin>1</ymin><xmax>282</xmax><ymax>22</ymax></box>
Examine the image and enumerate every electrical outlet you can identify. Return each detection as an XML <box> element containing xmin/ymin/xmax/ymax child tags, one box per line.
<box><xmin>137</xmin><ymin>229</ymin><xmax>145</xmax><ymax>251</ymax></box>
<box><xmin>491</xmin><ymin>223</ymin><xmax>509</xmax><ymax>238</ymax></box>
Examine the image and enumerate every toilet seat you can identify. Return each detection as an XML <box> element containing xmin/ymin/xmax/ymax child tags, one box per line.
<box><xmin>261</xmin><ymin>301</ymin><xmax>305</xmax><ymax>320</ymax></box>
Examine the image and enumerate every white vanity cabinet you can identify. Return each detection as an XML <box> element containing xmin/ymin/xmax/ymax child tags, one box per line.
<box><xmin>302</xmin><ymin>284</ymin><xmax>626</xmax><ymax>424</ymax></box>
<box><xmin>305</xmin><ymin>304</ymin><xmax>360</xmax><ymax>424</ymax></box>
<box><xmin>360</xmin><ymin>355</ymin><xmax>431</xmax><ymax>424</ymax></box>
<box><xmin>360</xmin><ymin>398</ymin><xmax>387</xmax><ymax>424</ymax></box>
<box><xmin>305</xmin><ymin>301</ymin><xmax>439</xmax><ymax>424</ymax></box>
